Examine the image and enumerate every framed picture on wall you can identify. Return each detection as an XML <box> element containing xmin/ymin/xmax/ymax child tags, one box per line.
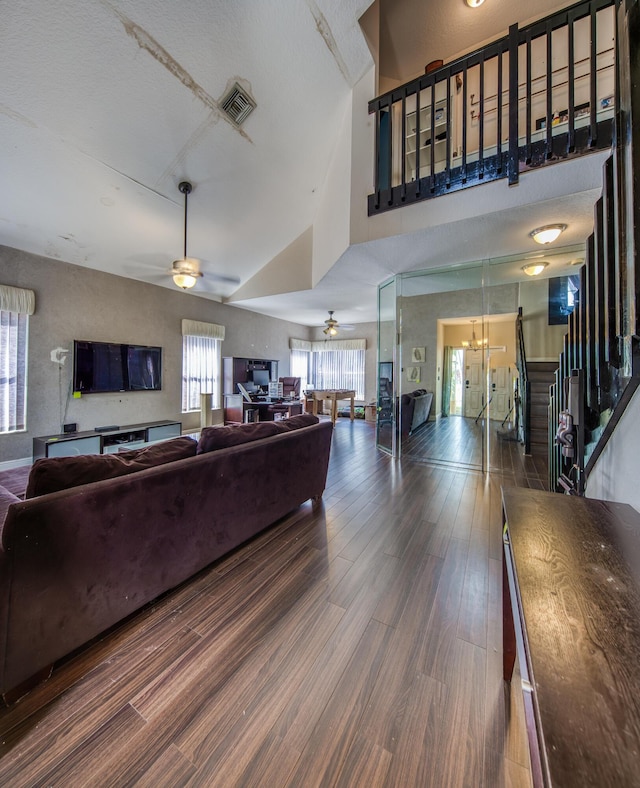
<box><xmin>411</xmin><ymin>347</ymin><xmax>425</xmax><ymax>363</ymax></box>
<box><xmin>406</xmin><ymin>366</ymin><xmax>421</xmax><ymax>383</ymax></box>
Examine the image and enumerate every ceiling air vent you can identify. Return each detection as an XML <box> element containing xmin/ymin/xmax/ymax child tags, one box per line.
<box><xmin>220</xmin><ymin>83</ymin><xmax>256</xmax><ymax>126</ymax></box>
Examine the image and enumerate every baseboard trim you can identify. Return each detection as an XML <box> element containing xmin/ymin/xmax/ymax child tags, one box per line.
<box><xmin>0</xmin><ymin>457</ymin><xmax>32</xmax><ymax>472</ymax></box>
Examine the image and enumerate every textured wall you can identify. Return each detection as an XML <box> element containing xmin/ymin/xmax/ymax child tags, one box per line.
<box><xmin>399</xmin><ymin>284</ymin><xmax>519</xmax><ymax>413</ymax></box>
<box><xmin>0</xmin><ymin>245</ymin><xmax>312</xmax><ymax>462</ymax></box>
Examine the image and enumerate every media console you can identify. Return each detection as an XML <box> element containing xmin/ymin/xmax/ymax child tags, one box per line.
<box><xmin>32</xmin><ymin>420</ymin><xmax>182</xmax><ymax>460</ymax></box>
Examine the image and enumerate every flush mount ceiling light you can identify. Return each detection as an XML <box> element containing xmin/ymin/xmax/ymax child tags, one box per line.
<box><xmin>465</xmin><ymin>0</ymin><xmax>485</xmax><ymax>7</ymax></box>
<box><xmin>462</xmin><ymin>319</ymin><xmax>488</xmax><ymax>350</ymax></box>
<box><xmin>522</xmin><ymin>261</ymin><xmax>550</xmax><ymax>276</ymax></box>
<box><xmin>529</xmin><ymin>224</ymin><xmax>567</xmax><ymax>245</ymax></box>
<box><xmin>172</xmin><ymin>181</ymin><xmax>203</xmax><ymax>290</ymax></box>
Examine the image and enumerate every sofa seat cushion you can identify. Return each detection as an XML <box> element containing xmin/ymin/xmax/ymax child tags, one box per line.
<box><xmin>25</xmin><ymin>436</ymin><xmax>198</xmax><ymax>498</ymax></box>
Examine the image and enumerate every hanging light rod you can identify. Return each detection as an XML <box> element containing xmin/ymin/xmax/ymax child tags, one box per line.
<box><xmin>172</xmin><ymin>181</ymin><xmax>203</xmax><ymax>290</ymax></box>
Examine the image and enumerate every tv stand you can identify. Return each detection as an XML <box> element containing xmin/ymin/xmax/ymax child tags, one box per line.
<box><xmin>33</xmin><ymin>420</ymin><xmax>182</xmax><ymax>460</ymax></box>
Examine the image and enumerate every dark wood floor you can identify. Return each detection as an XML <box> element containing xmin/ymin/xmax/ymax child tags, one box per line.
<box><xmin>0</xmin><ymin>420</ymin><xmax>533</xmax><ymax>787</ymax></box>
<box><xmin>401</xmin><ymin>416</ymin><xmax>548</xmax><ymax>488</ymax></box>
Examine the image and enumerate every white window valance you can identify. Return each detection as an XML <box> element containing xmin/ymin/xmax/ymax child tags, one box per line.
<box><xmin>181</xmin><ymin>319</ymin><xmax>225</xmax><ymax>341</ymax></box>
<box><xmin>312</xmin><ymin>338</ymin><xmax>366</xmax><ymax>352</ymax></box>
<box><xmin>0</xmin><ymin>285</ymin><xmax>35</xmax><ymax>315</ymax></box>
<box><xmin>289</xmin><ymin>337</ymin><xmax>366</xmax><ymax>352</ymax></box>
<box><xmin>290</xmin><ymin>338</ymin><xmax>312</xmax><ymax>351</ymax></box>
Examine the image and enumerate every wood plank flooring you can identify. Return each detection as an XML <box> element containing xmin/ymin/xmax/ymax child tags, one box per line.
<box><xmin>402</xmin><ymin>415</ymin><xmax>548</xmax><ymax>488</ymax></box>
<box><xmin>0</xmin><ymin>420</ymin><xmax>533</xmax><ymax>787</ymax></box>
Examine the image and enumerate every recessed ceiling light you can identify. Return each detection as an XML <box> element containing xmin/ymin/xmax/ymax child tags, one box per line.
<box><xmin>529</xmin><ymin>224</ymin><xmax>567</xmax><ymax>244</ymax></box>
<box><xmin>522</xmin><ymin>261</ymin><xmax>549</xmax><ymax>276</ymax></box>
<box><xmin>465</xmin><ymin>0</ymin><xmax>485</xmax><ymax>6</ymax></box>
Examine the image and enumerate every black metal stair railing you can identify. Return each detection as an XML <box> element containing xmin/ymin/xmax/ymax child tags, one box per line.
<box><xmin>548</xmin><ymin>139</ymin><xmax>640</xmax><ymax>493</ymax></box>
<box><xmin>368</xmin><ymin>0</ymin><xmax>616</xmax><ymax>215</ymax></box>
<box><xmin>514</xmin><ymin>309</ymin><xmax>531</xmax><ymax>455</ymax></box>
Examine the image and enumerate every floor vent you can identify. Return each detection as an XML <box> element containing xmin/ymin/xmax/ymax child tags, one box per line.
<box><xmin>220</xmin><ymin>83</ymin><xmax>256</xmax><ymax>125</ymax></box>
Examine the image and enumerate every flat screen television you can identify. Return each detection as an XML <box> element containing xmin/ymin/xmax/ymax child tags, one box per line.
<box><xmin>252</xmin><ymin>369</ymin><xmax>270</xmax><ymax>388</ymax></box>
<box><xmin>73</xmin><ymin>340</ymin><xmax>162</xmax><ymax>393</ymax></box>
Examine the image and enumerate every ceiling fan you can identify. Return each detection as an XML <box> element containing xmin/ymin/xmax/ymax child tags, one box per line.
<box><xmin>322</xmin><ymin>310</ymin><xmax>354</xmax><ymax>336</ymax></box>
<box><xmin>171</xmin><ymin>181</ymin><xmax>240</xmax><ymax>291</ymax></box>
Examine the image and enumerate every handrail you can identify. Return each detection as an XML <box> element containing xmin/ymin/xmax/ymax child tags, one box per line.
<box><xmin>368</xmin><ymin>0</ymin><xmax>616</xmax><ymax>215</ymax></box>
<box><xmin>515</xmin><ymin>308</ymin><xmax>531</xmax><ymax>454</ymax></box>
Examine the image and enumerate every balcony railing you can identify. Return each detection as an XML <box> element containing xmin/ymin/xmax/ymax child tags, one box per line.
<box><xmin>368</xmin><ymin>0</ymin><xmax>616</xmax><ymax>215</ymax></box>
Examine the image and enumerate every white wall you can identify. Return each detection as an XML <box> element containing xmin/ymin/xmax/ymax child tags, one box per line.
<box><xmin>585</xmin><ymin>385</ymin><xmax>640</xmax><ymax>511</ymax></box>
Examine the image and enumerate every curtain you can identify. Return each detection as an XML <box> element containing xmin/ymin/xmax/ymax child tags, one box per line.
<box><xmin>442</xmin><ymin>345</ymin><xmax>453</xmax><ymax>417</ymax></box>
<box><xmin>290</xmin><ymin>349</ymin><xmax>310</xmax><ymax>392</ymax></box>
<box><xmin>311</xmin><ymin>348</ymin><xmax>365</xmax><ymax>399</ymax></box>
<box><xmin>0</xmin><ymin>285</ymin><xmax>34</xmax><ymax>434</ymax></box>
<box><xmin>181</xmin><ymin>335</ymin><xmax>221</xmax><ymax>411</ymax></box>
<box><xmin>181</xmin><ymin>319</ymin><xmax>225</xmax><ymax>340</ymax></box>
<box><xmin>0</xmin><ymin>311</ymin><xmax>28</xmax><ymax>432</ymax></box>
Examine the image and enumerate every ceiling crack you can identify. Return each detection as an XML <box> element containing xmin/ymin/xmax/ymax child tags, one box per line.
<box><xmin>304</xmin><ymin>0</ymin><xmax>351</xmax><ymax>85</ymax></box>
<box><xmin>102</xmin><ymin>1</ymin><xmax>252</xmax><ymax>143</ymax></box>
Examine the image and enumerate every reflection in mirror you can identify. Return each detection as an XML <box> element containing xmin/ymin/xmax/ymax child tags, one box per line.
<box><xmin>377</xmin><ymin>245</ymin><xmax>586</xmax><ymax>481</ymax></box>
<box><xmin>377</xmin><ymin>279</ymin><xmax>396</xmax><ymax>454</ymax></box>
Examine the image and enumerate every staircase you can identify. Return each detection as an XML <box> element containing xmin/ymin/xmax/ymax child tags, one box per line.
<box><xmin>528</xmin><ymin>362</ymin><xmax>557</xmax><ymax>456</ymax></box>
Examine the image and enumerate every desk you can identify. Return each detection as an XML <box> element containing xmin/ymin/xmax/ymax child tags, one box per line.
<box><xmin>502</xmin><ymin>487</ymin><xmax>640</xmax><ymax>787</ymax></box>
<box><xmin>223</xmin><ymin>394</ymin><xmax>302</xmax><ymax>424</ymax></box>
<box><xmin>311</xmin><ymin>390</ymin><xmax>356</xmax><ymax>423</ymax></box>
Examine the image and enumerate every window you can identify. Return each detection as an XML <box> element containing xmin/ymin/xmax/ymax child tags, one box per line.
<box><xmin>312</xmin><ymin>347</ymin><xmax>365</xmax><ymax>399</ymax></box>
<box><xmin>181</xmin><ymin>319</ymin><xmax>225</xmax><ymax>412</ymax></box>
<box><xmin>290</xmin><ymin>348</ymin><xmax>310</xmax><ymax>393</ymax></box>
<box><xmin>291</xmin><ymin>338</ymin><xmax>366</xmax><ymax>400</ymax></box>
<box><xmin>0</xmin><ymin>285</ymin><xmax>34</xmax><ymax>434</ymax></box>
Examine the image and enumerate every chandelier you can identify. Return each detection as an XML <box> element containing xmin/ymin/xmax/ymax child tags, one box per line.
<box><xmin>462</xmin><ymin>319</ymin><xmax>487</xmax><ymax>351</ymax></box>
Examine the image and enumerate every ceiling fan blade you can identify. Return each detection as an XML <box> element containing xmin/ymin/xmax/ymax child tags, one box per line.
<box><xmin>207</xmin><ymin>272</ymin><xmax>241</xmax><ymax>285</ymax></box>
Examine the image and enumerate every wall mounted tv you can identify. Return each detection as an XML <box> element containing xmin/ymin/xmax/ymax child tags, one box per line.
<box><xmin>73</xmin><ymin>340</ymin><xmax>162</xmax><ymax>394</ymax></box>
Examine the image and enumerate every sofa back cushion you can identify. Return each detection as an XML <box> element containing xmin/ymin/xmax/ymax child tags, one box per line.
<box><xmin>197</xmin><ymin>421</ymin><xmax>282</xmax><ymax>454</ymax></box>
<box><xmin>275</xmin><ymin>414</ymin><xmax>319</xmax><ymax>431</ymax></box>
<box><xmin>25</xmin><ymin>436</ymin><xmax>198</xmax><ymax>498</ymax></box>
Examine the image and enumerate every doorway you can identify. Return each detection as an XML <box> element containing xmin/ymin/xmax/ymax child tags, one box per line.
<box><xmin>449</xmin><ymin>348</ymin><xmax>464</xmax><ymax>416</ymax></box>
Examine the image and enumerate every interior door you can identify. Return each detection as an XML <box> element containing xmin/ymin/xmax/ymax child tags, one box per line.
<box><xmin>489</xmin><ymin>365</ymin><xmax>512</xmax><ymax>422</ymax></box>
<box><xmin>463</xmin><ymin>350</ymin><xmax>484</xmax><ymax>418</ymax></box>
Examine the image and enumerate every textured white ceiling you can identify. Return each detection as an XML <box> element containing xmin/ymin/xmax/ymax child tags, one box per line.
<box><xmin>0</xmin><ymin>0</ymin><xmax>606</xmax><ymax>329</ymax></box>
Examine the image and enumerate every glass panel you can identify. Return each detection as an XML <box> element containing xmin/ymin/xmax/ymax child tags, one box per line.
<box><xmin>485</xmin><ymin>245</ymin><xmax>584</xmax><ymax>482</ymax></box>
<box><xmin>397</xmin><ymin>263</ymin><xmax>486</xmax><ymax>470</ymax></box>
<box><xmin>377</xmin><ymin>245</ymin><xmax>587</xmax><ymax>481</ymax></box>
<box><xmin>377</xmin><ymin>279</ymin><xmax>397</xmax><ymax>454</ymax></box>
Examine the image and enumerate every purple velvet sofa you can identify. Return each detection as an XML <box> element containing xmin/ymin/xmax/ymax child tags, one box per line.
<box><xmin>0</xmin><ymin>416</ymin><xmax>332</xmax><ymax>701</ymax></box>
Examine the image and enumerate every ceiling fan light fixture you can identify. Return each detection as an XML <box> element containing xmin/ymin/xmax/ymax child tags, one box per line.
<box><xmin>522</xmin><ymin>261</ymin><xmax>549</xmax><ymax>276</ymax></box>
<box><xmin>323</xmin><ymin>325</ymin><xmax>338</xmax><ymax>337</ymax></box>
<box><xmin>173</xmin><ymin>272</ymin><xmax>198</xmax><ymax>290</ymax></box>
<box><xmin>172</xmin><ymin>181</ymin><xmax>202</xmax><ymax>291</ymax></box>
<box><xmin>529</xmin><ymin>224</ymin><xmax>567</xmax><ymax>245</ymax></box>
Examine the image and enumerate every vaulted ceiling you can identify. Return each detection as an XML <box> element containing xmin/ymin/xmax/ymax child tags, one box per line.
<box><xmin>1</xmin><ymin>0</ymin><xmax>606</xmax><ymax>328</ymax></box>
